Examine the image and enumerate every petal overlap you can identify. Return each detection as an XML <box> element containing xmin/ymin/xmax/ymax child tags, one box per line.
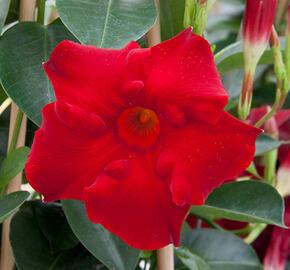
<box><xmin>159</xmin><ymin>112</ymin><xmax>262</xmax><ymax>205</ymax></box>
<box><xmin>83</xmin><ymin>153</ymin><xmax>189</xmax><ymax>250</ymax></box>
<box><xmin>25</xmin><ymin>103</ymin><xmax>123</xmax><ymax>201</ymax></box>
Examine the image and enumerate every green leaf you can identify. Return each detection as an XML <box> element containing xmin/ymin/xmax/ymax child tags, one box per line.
<box><xmin>62</xmin><ymin>199</ymin><xmax>140</xmax><ymax>270</ymax></box>
<box><xmin>0</xmin><ymin>0</ymin><xmax>10</xmax><ymax>32</ymax></box>
<box><xmin>10</xmin><ymin>200</ymin><xmax>105</xmax><ymax>270</ymax></box>
<box><xmin>0</xmin><ymin>19</ymin><xmax>77</xmax><ymax>126</ymax></box>
<box><xmin>175</xmin><ymin>246</ymin><xmax>211</xmax><ymax>270</ymax></box>
<box><xmin>0</xmin><ymin>146</ymin><xmax>30</xmax><ymax>187</ymax></box>
<box><xmin>190</xmin><ymin>181</ymin><xmax>285</xmax><ymax>227</ymax></box>
<box><xmin>56</xmin><ymin>0</ymin><xmax>157</xmax><ymax>48</ymax></box>
<box><xmin>255</xmin><ymin>133</ymin><xmax>282</xmax><ymax>157</ymax></box>
<box><xmin>215</xmin><ymin>38</ymin><xmax>285</xmax><ymax>75</ymax></box>
<box><xmin>0</xmin><ymin>191</ymin><xmax>29</xmax><ymax>223</ymax></box>
<box><xmin>4</xmin><ymin>0</ymin><xmax>19</xmax><ymax>25</ymax></box>
<box><xmin>159</xmin><ymin>0</ymin><xmax>185</xmax><ymax>41</ymax></box>
<box><xmin>180</xmin><ymin>229</ymin><xmax>262</xmax><ymax>270</ymax></box>
<box><xmin>33</xmin><ymin>201</ymin><xmax>79</xmax><ymax>253</ymax></box>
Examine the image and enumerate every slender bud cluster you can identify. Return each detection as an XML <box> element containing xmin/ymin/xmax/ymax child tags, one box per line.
<box><xmin>184</xmin><ymin>0</ymin><xmax>216</xmax><ymax>36</ymax></box>
<box><xmin>238</xmin><ymin>0</ymin><xmax>277</xmax><ymax>120</ymax></box>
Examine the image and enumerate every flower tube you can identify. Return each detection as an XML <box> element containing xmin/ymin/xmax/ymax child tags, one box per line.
<box><xmin>238</xmin><ymin>0</ymin><xmax>277</xmax><ymax>120</ymax></box>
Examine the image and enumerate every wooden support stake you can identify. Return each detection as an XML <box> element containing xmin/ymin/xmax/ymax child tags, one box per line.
<box><xmin>0</xmin><ymin>1</ymin><xmax>36</xmax><ymax>269</ymax></box>
<box><xmin>146</xmin><ymin>0</ymin><xmax>161</xmax><ymax>47</ymax></box>
<box><xmin>145</xmin><ymin>1</ymin><xmax>174</xmax><ymax>270</ymax></box>
<box><xmin>157</xmin><ymin>244</ymin><xmax>174</xmax><ymax>270</ymax></box>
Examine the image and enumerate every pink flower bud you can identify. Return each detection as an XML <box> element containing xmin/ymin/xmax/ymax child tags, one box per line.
<box><xmin>263</xmin><ymin>197</ymin><xmax>290</xmax><ymax>270</ymax></box>
<box><xmin>243</xmin><ymin>0</ymin><xmax>278</xmax><ymax>67</ymax></box>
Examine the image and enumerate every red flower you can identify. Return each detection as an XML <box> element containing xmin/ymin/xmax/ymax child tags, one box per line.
<box><xmin>25</xmin><ymin>29</ymin><xmax>261</xmax><ymax>250</ymax></box>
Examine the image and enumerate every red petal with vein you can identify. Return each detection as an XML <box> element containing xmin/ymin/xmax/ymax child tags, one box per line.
<box><xmin>82</xmin><ymin>153</ymin><xmax>189</xmax><ymax>250</ymax></box>
<box><xmin>43</xmin><ymin>40</ymin><xmax>140</xmax><ymax>123</ymax></box>
<box><xmin>146</xmin><ymin>28</ymin><xmax>228</xmax><ymax>124</ymax></box>
<box><xmin>25</xmin><ymin>102</ymin><xmax>122</xmax><ymax>202</ymax></box>
<box><xmin>159</xmin><ymin>112</ymin><xmax>262</xmax><ymax>206</ymax></box>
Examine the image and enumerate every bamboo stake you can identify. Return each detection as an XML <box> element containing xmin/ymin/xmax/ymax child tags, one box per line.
<box><xmin>146</xmin><ymin>1</ymin><xmax>174</xmax><ymax>269</ymax></box>
<box><xmin>146</xmin><ymin>0</ymin><xmax>161</xmax><ymax>47</ymax></box>
<box><xmin>157</xmin><ymin>244</ymin><xmax>174</xmax><ymax>270</ymax></box>
<box><xmin>0</xmin><ymin>1</ymin><xmax>36</xmax><ymax>270</ymax></box>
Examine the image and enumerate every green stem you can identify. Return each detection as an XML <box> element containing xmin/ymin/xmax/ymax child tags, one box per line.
<box><xmin>255</xmin><ymin>87</ymin><xmax>281</xmax><ymax>128</ymax></box>
<box><xmin>37</xmin><ymin>0</ymin><xmax>45</xmax><ymax>24</ymax></box>
<box><xmin>230</xmin><ymin>224</ymin><xmax>253</xmax><ymax>236</ymax></box>
<box><xmin>8</xmin><ymin>110</ymin><xmax>24</xmax><ymax>155</ymax></box>
<box><xmin>264</xmin><ymin>148</ymin><xmax>278</xmax><ymax>186</ymax></box>
<box><xmin>244</xmin><ymin>223</ymin><xmax>267</xmax><ymax>244</ymax></box>
<box><xmin>0</xmin><ymin>109</ymin><xmax>24</xmax><ymax>197</ymax></box>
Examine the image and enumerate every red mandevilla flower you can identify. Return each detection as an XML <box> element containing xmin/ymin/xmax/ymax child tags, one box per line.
<box><xmin>25</xmin><ymin>29</ymin><xmax>261</xmax><ymax>250</ymax></box>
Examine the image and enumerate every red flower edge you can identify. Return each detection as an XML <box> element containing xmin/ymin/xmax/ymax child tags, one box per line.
<box><xmin>25</xmin><ymin>29</ymin><xmax>262</xmax><ymax>250</ymax></box>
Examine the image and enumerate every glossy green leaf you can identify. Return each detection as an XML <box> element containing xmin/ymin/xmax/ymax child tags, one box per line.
<box><xmin>10</xmin><ymin>200</ymin><xmax>105</xmax><ymax>270</ymax></box>
<box><xmin>255</xmin><ymin>133</ymin><xmax>283</xmax><ymax>157</ymax></box>
<box><xmin>216</xmin><ymin>38</ymin><xmax>285</xmax><ymax>75</ymax></box>
<box><xmin>190</xmin><ymin>181</ymin><xmax>285</xmax><ymax>227</ymax></box>
<box><xmin>4</xmin><ymin>0</ymin><xmax>19</xmax><ymax>25</ymax></box>
<box><xmin>0</xmin><ymin>191</ymin><xmax>29</xmax><ymax>223</ymax></box>
<box><xmin>33</xmin><ymin>201</ymin><xmax>79</xmax><ymax>253</ymax></box>
<box><xmin>0</xmin><ymin>19</ymin><xmax>77</xmax><ymax>126</ymax></box>
<box><xmin>0</xmin><ymin>146</ymin><xmax>30</xmax><ymax>187</ymax></box>
<box><xmin>0</xmin><ymin>0</ymin><xmax>10</xmax><ymax>32</ymax></box>
<box><xmin>180</xmin><ymin>229</ymin><xmax>262</xmax><ymax>270</ymax></box>
<box><xmin>159</xmin><ymin>0</ymin><xmax>185</xmax><ymax>41</ymax></box>
<box><xmin>175</xmin><ymin>246</ymin><xmax>211</xmax><ymax>270</ymax></box>
<box><xmin>62</xmin><ymin>199</ymin><xmax>140</xmax><ymax>270</ymax></box>
<box><xmin>56</xmin><ymin>0</ymin><xmax>157</xmax><ymax>48</ymax></box>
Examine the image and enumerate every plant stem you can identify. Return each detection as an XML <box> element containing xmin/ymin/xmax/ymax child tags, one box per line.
<box><xmin>7</xmin><ymin>110</ymin><xmax>23</xmax><ymax>155</ymax></box>
<box><xmin>0</xmin><ymin>97</ymin><xmax>12</xmax><ymax>115</ymax></box>
<box><xmin>244</xmin><ymin>223</ymin><xmax>267</xmax><ymax>244</ymax></box>
<box><xmin>37</xmin><ymin>0</ymin><xmax>45</xmax><ymax>24</ymax></box>
<box><xmin>255</xmin><ymin>87</ymin><xmax>281</xmax><ymax>128</ymax></box>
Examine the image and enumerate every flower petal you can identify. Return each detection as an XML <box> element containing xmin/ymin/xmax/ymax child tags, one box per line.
<box><xmin>146</xmin><ymin>28</ymin><xmax>229</xmax><ymax>124</ymax></box>
<box><xmin>158</xmin><ymin>111</ymin><xmax>262</xmax><ymax>206</ymax></box>
<box><xmin>43</xmin><ymin>40</ymin><xmax>140</xmax><ymax>122</ymax></box>
<box><xmin>82</xmin><ymin>152</ymin><xmax>189</xmax><ymax>250</ymax></box>
<box><xmin>25</xmin><ymin>102</ymin><xmax>123</xmax><ymax>202</ymax></box>
<box><xmin>277</xmin><ymin>152</ymin><xmax>290</xmax><ymax>197</ymax></box>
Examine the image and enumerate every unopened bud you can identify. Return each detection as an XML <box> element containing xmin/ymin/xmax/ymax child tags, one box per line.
<box><xmin>239</xmin><ymin>0</ymin><xmax>278</xmax><ymax>120</ymax></box>
<box><xmin>270</xmin><ymin>26</ymin><xmax>287</xmax><ymax>93</ymax></box>
<box><xmin>183</xmin><ymin>0</ymin><xmax>216</xmax><ymax>36</ymax></box>
<box><xmin>243</xmin><ymin>0</ymin><xmax>277</xmax><ymax>68</ymax></box>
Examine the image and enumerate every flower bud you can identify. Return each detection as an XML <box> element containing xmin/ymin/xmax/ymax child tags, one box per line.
<box><xmin>183</xmin><ymin>0</ymin><xmax>216</xmax><ymax>36</ymax></box>
<box><xmin>263</xmin><ymin>197</ymin><xmax>290</xmax><ymax>270</ymax></box>
<box><xmin>270</xmin><ymin>26</ymin><xmax>287</xmax><ymax>94</ymax></box>
<box><xmin>243</xmin><ymin>0</ymin><xmax>277</xmax><ymax>67</ymax></box>
<box><xmin>238</xmin><ymin>0</ymin><xmax>278</xmax><ymax>120</ymax></box>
